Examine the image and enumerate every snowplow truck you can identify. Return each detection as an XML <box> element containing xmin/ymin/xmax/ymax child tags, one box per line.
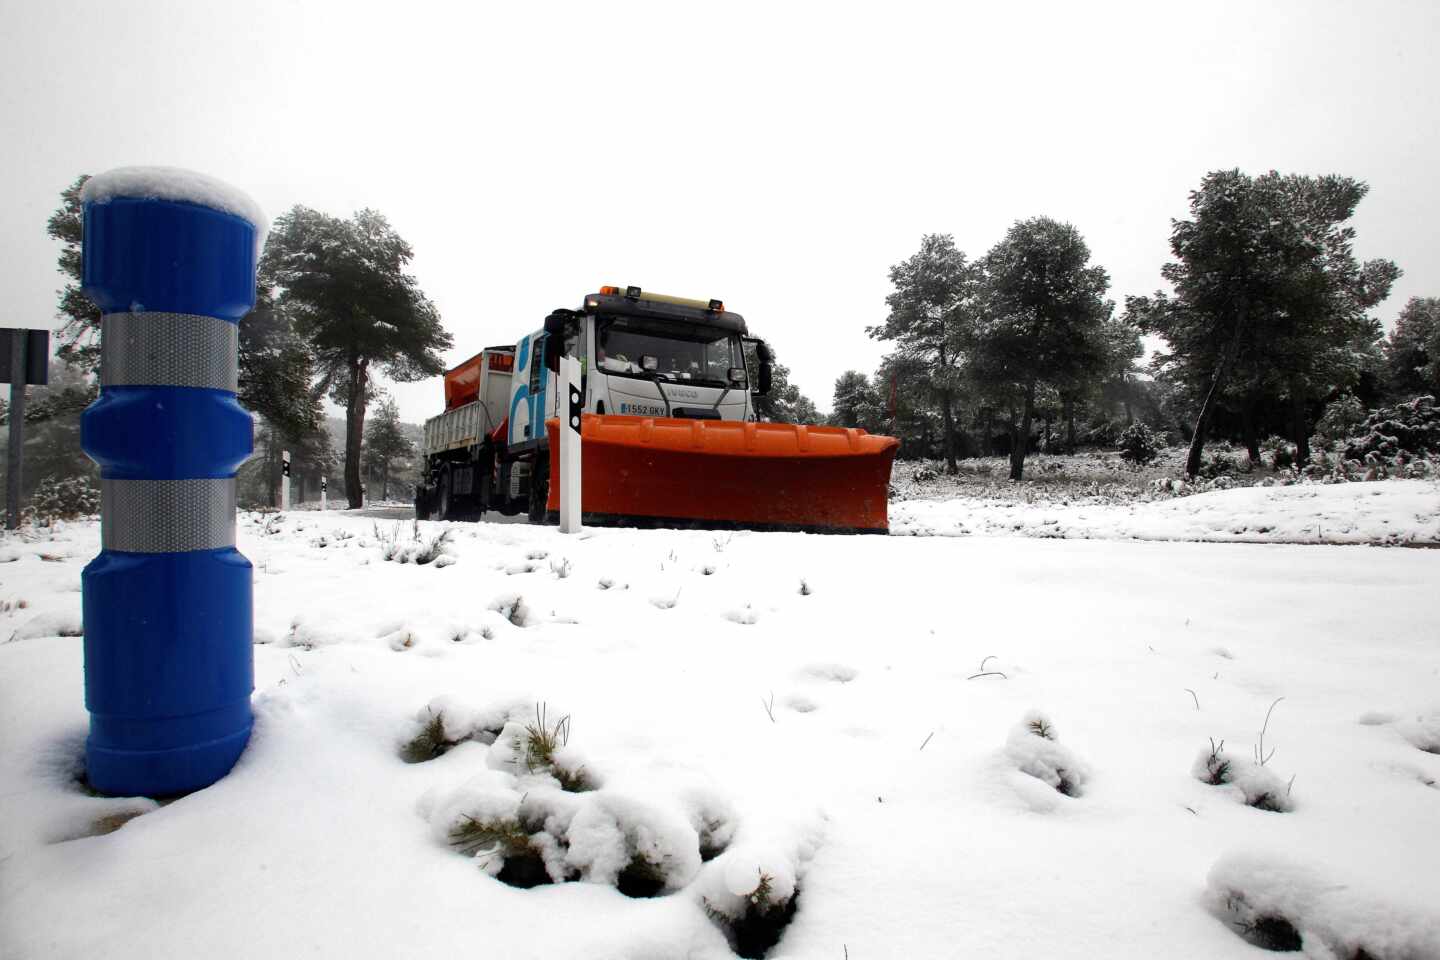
<box><xmin>415</xmin><ymin>286</ymin><xmax>899</xmax><ymax>532</ymax></box>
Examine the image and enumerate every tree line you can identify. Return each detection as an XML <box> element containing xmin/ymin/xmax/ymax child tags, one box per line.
<box><xmin>42</xmin><ymin>177</ymin><xmax>449</xmax><ymax>509</ymax></box>
<box><xmin>822</xmin><ymin>169</ymin><xmax>1435</xmax><ymax>480</ymax></box>
<box><xmin>22</xmin><ymin>167</ymin><xmax>1440</xmax><ymax>512</ymax></box>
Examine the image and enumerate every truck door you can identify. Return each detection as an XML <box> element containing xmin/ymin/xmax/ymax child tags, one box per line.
<box><xmin>508</xmin><ymin>331</ymin><xmax>545</xmax><ymax>449</ymax></box>
<box><xmin>527</xmin><ymin>333</ymin><xmax>548</xmax><ymax>441</ymax></box>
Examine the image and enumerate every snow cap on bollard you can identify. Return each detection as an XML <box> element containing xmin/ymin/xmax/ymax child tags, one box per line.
<box><xmin>80</xmin><ymin>166</ymin><xmax>263</xmax><ymax>797</ymax></box>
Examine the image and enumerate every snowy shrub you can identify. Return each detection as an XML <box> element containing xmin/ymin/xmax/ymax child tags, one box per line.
<box><xmin>565</xmin><ymin>793</ymin><xmax>703</xmax><ymax>896</ymax></box>
<box><xmin>1262</xmin><ymin>436</ymin><xmax>1296</xmax><ymax>471</ymax></box>
<box><xmin>1005</xmin><ymin>711</ymin><xmax>1089</xmax><ymax>797</ymax></box>
<box><xmin>280</xmin><ymin>616</ymin><xmax>346</xmax><ymax>650</ymax></box>
<box><xmin>1198</xmin><ymin>449</ymin><xmax>1248</xmax><ymax>479</ymax></box>
<box><xmin>681</xmin><ymin>788</ymin><xmax>738</xmax><ymax>862</ymax></box>
<box><xmin>1117</xmin><ymin>422</ymin><xmax>1159</xmax><ymax>464</ymax></box>
<box><xmin>1190</xmin><ymin>741</ymin><xmax>1294</xmax><ymax>812</ymax></box>
<box><xmin>427</xmin><ymin>772</ymin><xmax>562</xmax><ymax>887</ymax></box>
<box><xmin>485</xmin><ymin>704</ymin><xmax>596</xmax><ymax>792</ymax></box>
<box><xmin>400</xmin><ymin>696</ymin><xmax>493</xmax><ymax>762</ymax></box>
<box><xmin>1206</xmin><ymin>853</ymin><xmax>1440</xmax><ymax>958</ymax></box>
<box><xmin>400</xmin><ymin>696</ymin><xmax>522</xmax><ymax>763</ymax></box>
<box><xmin>1343</xmin><ymin>395</ymin><xmax>1440</xmax><ymax>464</ymax></box>
<box><xmin>699</xmin><ymin>844</ymin><xmax>803</xmax><ymax>959</ymax></box>
<box><xmin>375</xmin><ymin>521</ymin><xmax>454</xmax><ymax>565</ymax></box>
<box><xmin>1396</xmin><ymin>713</ymin><xmax>1440</xmax><ymax>755</ymax></box>
<box><xmin>1316</xmin><ymin>394</ymin><xmax>1368</xmax><ymax>444</ymax></box>
<box><xmin>25</xmin><ymin>476</ymin><xmax>99</xmax><ymax>526</ymax></box>
<box><xmin>488</xmin><ymin>593</ymin><xmax>533</xmax><ymax>627</ymax></box>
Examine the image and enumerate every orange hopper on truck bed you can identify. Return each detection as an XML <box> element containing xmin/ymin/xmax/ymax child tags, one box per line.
<box><xmin>546</xmin><ymin>414</ymin><xmax>900</xmax><ymax>534</ymax></box>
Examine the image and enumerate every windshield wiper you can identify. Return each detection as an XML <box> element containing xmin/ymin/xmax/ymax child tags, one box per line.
<box><xmin>646</xmin><ymin>372</ymin><xmax>673</xmax><ymax>417</ymax></box>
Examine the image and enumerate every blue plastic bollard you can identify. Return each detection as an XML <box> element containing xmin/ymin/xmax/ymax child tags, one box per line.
<box><xmin>80</xmin><ymin>187</ymin><xmax>258</xmax><ymax>797</ymax></box>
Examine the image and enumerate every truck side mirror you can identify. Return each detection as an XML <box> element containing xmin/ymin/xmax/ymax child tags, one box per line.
<box><xmin>755</xmin><ymin>341</ymin><xmax>773</xmax><ymax>396</ymax></box>
<box><xmin>542</xmin><ymin>310</ymin><xmax>568</xmax><ymax>373</ymax></box>
<box><xmin>543</xmin><ymin>334</ymin><xmax>561</xmax><ymax>373</ymax></box>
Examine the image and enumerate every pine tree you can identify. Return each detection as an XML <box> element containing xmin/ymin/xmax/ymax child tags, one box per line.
<box><xmin>1130</xmin><ymin>170</ymin><xmax>1396</xmax><ymax>476</ymax></box>
<box><xmin>972</xmin><ymin>217</ymin><xmax>1113</xmax><ymax>480</ymax></box>
<box><xmin>46</xmin><ymin>175</ymin><xmax>101</xmax><ymax>372</ymax></box>
<box><xmin>260</xmin><ymin>207</ymin><xmax>451</xmax><ymax>508</ymax></box>
<box><xmin>869</xmin><ymin>234</ymin><xmax>982</xmax><ymax>473</ymax></box>
<box><xmin>1385</xmin><ymin>297</ymin><xmax>1440</xmax><ymax>399</ymax></box>
<box><xmin>363</xmin><ymin>396</ymin><xmax>413</xmax><ymax>500</ymax></box>
<box><xmin>828</xmin><ymin>371</ymin><xmax>883</xmax><ymax>432</ymax></box>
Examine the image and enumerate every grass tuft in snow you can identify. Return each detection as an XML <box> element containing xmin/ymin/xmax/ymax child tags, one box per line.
<box><xmin>375</xmin><ymin>521</ymin><xmax>454</xmax><ymax>565</ymax></box>
<box><xmin>1007</xmin><ymin>712</ymin><xmax>1088</xmax><ymax>797</ymax></box>
<box><xmin>1201</xmin><ymin>738</ymin><xmax>1232</xmax><ymax>785</ymax></box>
<box><xmin>704</xmin><ymin>870</ymin><xmax>801</xmax><ymax>959</ymax></box>
<box><xmin>519</xmin><ymin>703</ymin><xmax>593</xmax><ymax>792</ymax></box>
<box><xmin>447</xmin><ymin>815</ymin><xmax>552</xmax><ymax>888</ymax></box>
<box><xmin>1026</xmin><ymin>714</ymin><xmax>1056</xmax><ymax>740</ymax></box>
<box><xmin>401</xmin><ymin>710</ymin><xmax>452</xmax><ymax>764</ymax></box>
<box><xmin>1193</xmin><ymin>739</ymin><xmax>1294</xmax><ymax>812</ymax></box>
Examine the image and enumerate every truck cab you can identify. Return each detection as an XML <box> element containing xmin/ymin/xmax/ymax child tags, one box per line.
<box><xmin>507</xmin><ymin>286</ymin><xmax>769</xmax><ymax>453</ymax></box>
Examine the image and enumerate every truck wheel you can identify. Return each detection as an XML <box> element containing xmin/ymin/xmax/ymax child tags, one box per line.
<box><xmin>437</xmin><ymin>466</ymin><xmax>454</xmax><ymax>521</ymax></box>
<box><xmin>415</xmin><ymin>487</ymin><xmax>431</xmax><ymax>521</ymax></box>
<box><xmin>527</xmin><ymin>459</ymin><xmax>550</xmax><ymax>524</ymax></box>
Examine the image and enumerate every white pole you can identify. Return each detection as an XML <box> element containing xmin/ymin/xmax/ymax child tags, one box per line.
<box><xmin>281</xmin><ymin>449</ymin><xmax>291</xmax><ymax>512</ymax></box>
<box><xmin>320</xmin><ymin>476</ymin><xmax>327</xmax><ymax>511</ymax></box>
<box><xmin>558</xmin><ymin>355</ymin><xmax>582</xmax><ymax>534</ymax></box>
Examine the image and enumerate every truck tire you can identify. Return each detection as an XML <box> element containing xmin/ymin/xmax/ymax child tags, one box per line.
<box><xmin>437</xmin><ymin>465</ymin><xmax>454</xmax><ymax>521</ymax></box>
<box><xmin>527</xmin><ymin>458</ymin><xmax>550</xmax><ymax>524</ymax></box>
<box><xmin>415</xmin><ymin>486</ymin><xmax>431</xmax><ymax>521</ymax></box>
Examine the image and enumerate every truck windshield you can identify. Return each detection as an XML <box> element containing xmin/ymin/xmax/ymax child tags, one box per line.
<box><xmin>596</xmin><ymin>315</ymin><xmax>741</xmax><ymax>387</ymax></box>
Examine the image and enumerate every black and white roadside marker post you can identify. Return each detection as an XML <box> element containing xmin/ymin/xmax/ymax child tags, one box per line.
<box><xmin>320</xmin><ymin>475</ymin><xmax>327</xmax><ymax>512</ymax></box>
<box><xmin>2</xmin><ymin>328</ymin><xmax>50</xmax><ymax>531</ymax></box>
<box><xmin>280</xmin><ymin>449</ymin><xmax>290</xmax><ymax>511</ymax></box>
<box><xmin>558</xmin><ymin>354</ymin><xmax>582</xmax><ymax>534</ymax></box>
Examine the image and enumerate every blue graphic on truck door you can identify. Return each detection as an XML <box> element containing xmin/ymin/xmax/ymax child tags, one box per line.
<box><xmin>508</xmin><ymin>335</ymin><xmax>532</xmax><ymax>447</ymax></box>
<box><xmin>527</xmin><ymin>334</ymin><xmax>547</xmax><ymax>444</ymax></box>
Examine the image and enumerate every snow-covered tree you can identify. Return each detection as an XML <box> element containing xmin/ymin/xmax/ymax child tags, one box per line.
<box><xmin>971</xmin><ymin>217</ymin><xmax>1113</xmax><ymax>480</ymax></box>
<box><xmin>363</xmin><ymin>396</ymin><xmax>414</xmax><ymax>500</ymax></box>
<box><xmin>1385</xmin><ymin>296</ymin><xmax>1440</xmax><ymax>399</ymax></box>
<box><xmin>869</xmin><ymin>234</ymin><xmax>983</xmax><ymax>473</ymax></box>
<box><xmin>1130</xmin><ymin>170</ymin><xmax>1396</xmax><ymax>476</ymax></box>
<box><xmin>261</xmin><ymin>207</ymin><xmax>451</xmax><ymax>508</ymax></box>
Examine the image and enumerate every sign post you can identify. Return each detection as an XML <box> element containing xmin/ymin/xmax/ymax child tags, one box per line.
<box><xmin>1</xmin><ymin>328</ymin><xmax>50</xmax><ymax>530</ymax></box>
<box><xmin>320</xmin><ymin>475</ymin><xmax>327</xmax><ymax>511</ymax></box>
<box><xmin>558</xmin><ymin>354</ymin><xmax>582</xmax><ymax>534</ymax></box>
<box><xmin>80</xmin><ymin>169</ymin><xmax>258</xmax><ymax>797</ymax></box>
<box><xmin>281</xmin><ymin>449</ymin><xmax>291</xmax><ymax>511</ymax></box>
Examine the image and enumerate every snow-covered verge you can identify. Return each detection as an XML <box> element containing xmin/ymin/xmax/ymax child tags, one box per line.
<box><xmin>2</xmin><ymin>514</ymin><xmax>1438</xmax><ymax>959</ymax></box>
<box><xmin>893</xmin><ymin>478</ymin><xmax>1440</xmax><ymax>545</ymax></box>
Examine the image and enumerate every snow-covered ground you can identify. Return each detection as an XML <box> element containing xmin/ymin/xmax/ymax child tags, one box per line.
<box><xmin>893</xmin><ymin>478</ymin><xmax>1440</xmax><ymax>545</ymax></box>
<box><xmin>2</xmin><ymin>482</ymin><xmax>1439</xmax><ymax>959</ymax></box>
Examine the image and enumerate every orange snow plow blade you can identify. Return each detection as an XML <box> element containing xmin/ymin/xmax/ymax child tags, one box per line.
<box><xmin>545</xmin><ymin>415</ymin><xmax>899</xmax><ymax>534</ymax></box>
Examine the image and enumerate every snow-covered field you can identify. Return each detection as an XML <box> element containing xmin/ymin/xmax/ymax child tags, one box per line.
<box><xmin>2</xmin><ymin>482</ymin><xmax>1439</xmax><ymax>959</ymax></box>
<box><xmin>894</xmin><ymin>478</ymin><xmax>1440</xmax><ymax>545</ymax></box>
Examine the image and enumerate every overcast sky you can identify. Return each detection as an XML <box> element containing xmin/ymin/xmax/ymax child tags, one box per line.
<box><xmin>3</xmin><ymin>0</ymin><xmax>1437</xmax><ymax>424</ymax></box>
